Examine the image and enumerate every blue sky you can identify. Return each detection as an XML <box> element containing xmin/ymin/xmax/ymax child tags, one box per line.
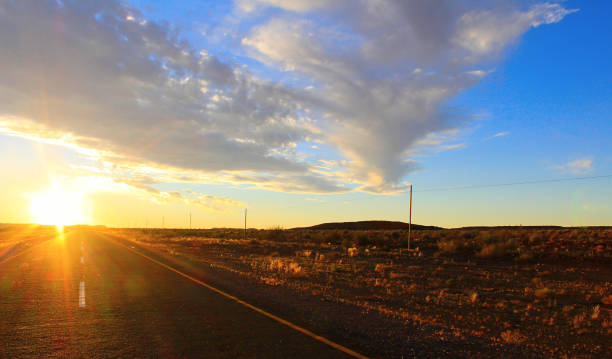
<box><xmin>0</xmin><ymin>0</ymin><xmax>609</xmax><ymax>228</ymax></box>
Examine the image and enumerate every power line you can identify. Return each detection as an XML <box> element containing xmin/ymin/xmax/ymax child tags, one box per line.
<box><xmin>249</xmin><ymin>174</ymin><xmax>611</xmax><ymax>212</ymax></box>
<box><xmin>415</xmin><ymin>174</ymin><xmax>612</xmax><ymax>193</ymax></box>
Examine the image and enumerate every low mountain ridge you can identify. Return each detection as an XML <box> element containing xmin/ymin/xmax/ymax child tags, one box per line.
<box><xmin>295</xmin><ymin>220</ymin><xmax>442</xmax><ymax>231</ymax></box>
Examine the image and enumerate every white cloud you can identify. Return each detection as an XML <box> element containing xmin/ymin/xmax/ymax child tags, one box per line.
<box><xmin>493</xmin><ymin>131</ymin><xmax>510</xmax><ymax>137</ymax></box>
<box><xmin>236</xmin><ymin>0</ymin><xmax>330</xmax><ymax>13</ymax></box>
<box><xmin>0</xmin><ymin>0</ymin><xmax>577</xmax><ymax>195</ymax></box>
<box><xmin>242</xmin><ymin>1</ymin><xmax>575</xmax><ymax>192</ymax></box>
<box><xmin>454</xmin><ymin>3</ymin><xmax>577</xmax><ymax>58</ymax></box>
<box><xmin>486</xmin><ymin>131</ymin><xmax>511</xmax><ymax>140</ymax></box>
<box><xmin>552</xmin><ymin>158</ymin><xmax>593</xmax><ymax>175</ymax></box>
<box><xmin>0</xmin><ymin>0</ymin><xmax>348</xmax><ymax>193</ymax></box>
<box><xmin>0</xmin><ymin>1</ymin><xmax>317</xmax><ymax>172</ymax></box>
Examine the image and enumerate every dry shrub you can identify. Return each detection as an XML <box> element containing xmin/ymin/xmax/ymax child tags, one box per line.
<box><xmin>389</xmin><ymin>272</ymin><xmax>410</xmax><ymax>279</ymax></box>
<box><xmin>341</xmin><ymin>236</ymin><xmax>354</xmax><ymax>249</ymax></box>
<box><xmin>445</xmin><ymin>278</ymin><xmax>458</xmax><ymax>288</ymax></box>
<box><xmin>500</xmin><ymin>330</ymin><xmax>525</xmax><ymax>344</ymax></box>
<box><xmin>325</xmin><ymin>231</ymin><xmax>342</xmax><ymax>244</ymax></box>
<box><xmin>534</xmin><ymin>287</ymin><xmax>553</xmax><ymax>299</ymax></box>
<box><xmin>516</xmin><ymin>250</ymin><xmax>534</xmax><ymax>262</ymax></box>
<box><xmin>437</xmin><ymin>238</ymin><xmax>471</xmax><ymax>254</ymax></box>
<box><xmin>265</xmin><ymin>226</ymin><xmax>285</xmax><ymax>241</ymax></box>
<box><xmin>268</xmin><ymin>258</ymin><xmax>306</xmax><ymax>278</ymax></box>
<box><xmin>287</xmin><ymin>262</ymin><xmax>306</xmax><ymax>277</ymax></box>
<box><xmin>477</xmin><ymin>240</ymin><xmax>517</xmax><ymax>258</ymax></box>
<box><xmin>375</xmin><ymin>263</ymin><xmax>391</xmax><ymax>273</ymax></box>
<box><xmin>468</xmin><ymin>290</ymin><xmax>478</xmax><ymax>303</ymax></box>
<box><xmin>374</xmin><ymin>278</ymin><xmax>388</xmax><ymax>287</ymax></box>
<box><xmin>477</xmin><ymin>243</ymin><xmax>503</xmax><ymax>258</ymax></box>
<box><xmin>573</xmin><ymin>313</ymin><xmax>586</xmax><ymax>329</ymax></box>
<box><xmin>437</xmin><ymin>238</ymin><xmax>459</xmax><ymax>253</ymax></box>
<box><xmin>591</xmin><ymin>305</ymin><xmax>600</xmax><ymax>320</ymax></box>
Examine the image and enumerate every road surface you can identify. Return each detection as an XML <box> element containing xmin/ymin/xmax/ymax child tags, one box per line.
<box><xmin>0</xmin><ymin>230</ymin><xmax>358</xmax><ymax>358</ymax></box>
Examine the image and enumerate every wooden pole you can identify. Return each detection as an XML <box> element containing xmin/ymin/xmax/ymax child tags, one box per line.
<box><xmin>244</xmin><ymin>208</ymin><xmax>247</xmax><ymax>240</ymax></box>
<box><xmin>408</xmin><ymin>184</ymin><xmax>412</xmax><ymax>250</ymax></box>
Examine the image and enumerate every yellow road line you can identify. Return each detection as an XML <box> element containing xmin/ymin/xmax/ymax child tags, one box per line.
<box><xmin>110</xmin><ymin>237</ymin><xmax>370</xmax><ymax>359</ymax></box>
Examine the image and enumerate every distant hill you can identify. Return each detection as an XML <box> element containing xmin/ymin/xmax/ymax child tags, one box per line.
<box><xmin>456</xmin><ymin>225</ymin><xmax>565</xmax><ymax>230</ymax></box>
<box><xmin>295</xmin><ymin>220</ymin><xmax>442</xmax><ymax>231</ymax></box>
<box><xmin>455</xmin><ymin>225</ymin><xmax>612</xmax><ymax>230</ymax></box>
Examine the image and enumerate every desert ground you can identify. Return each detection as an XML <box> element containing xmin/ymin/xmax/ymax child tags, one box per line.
<box><xmin>108</xmin><ymin>225</ymin><xmax>611</xmax><ymax>358</ymax></box>
<box><xmin>2</xmin><ymin>224</ymin><xmax>610</xmax><ymax>358</ymax></box>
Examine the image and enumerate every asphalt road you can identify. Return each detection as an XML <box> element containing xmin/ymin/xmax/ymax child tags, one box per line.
<box><xmin>0</xmin><ymin>230</ymin><xmax>356</xmax><ymax>358</ymax></box>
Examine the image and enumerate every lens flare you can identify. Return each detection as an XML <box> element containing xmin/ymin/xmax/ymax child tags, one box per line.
<box><xmin>29</xmin><ymin>183</ymin><xmax>88</xmax><ymax>230</ymax></box>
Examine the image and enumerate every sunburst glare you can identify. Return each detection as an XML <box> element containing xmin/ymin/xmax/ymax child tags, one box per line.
<box><xmin>29</xmin><ymin>183</ymin><xmax>88</xmax><ymax>231</ymax></box>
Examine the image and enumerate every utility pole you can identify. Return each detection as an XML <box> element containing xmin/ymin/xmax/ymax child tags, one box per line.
<box><xmin>408</xmin><ymin>184</ymin><xmax>412</xmax><ymax>251</ymax></box>
<box><xmin>189</xmin><ymin>212</ymin><xmax>192</xmax><ymax>230</ymax></box>
<box><xmin>244</xmin><ymin>208</ymin><xmax>247</xmax><ymax>241</ymax></box>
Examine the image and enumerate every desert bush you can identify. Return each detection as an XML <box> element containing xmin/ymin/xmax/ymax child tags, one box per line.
<box><xmin>265</xmin><ymin>226</ymin><xmax>285</xmax><ymax>242</ymax></box>
<box><xmin>329</xmin><ymin>263</ymin><xmax>341</xmax><ymax>272</ymax></box>
<box><xmin>437</xmin><ymin>238</ymin><xmax>460</xmax><ymax>254</ymax></box>
<box><xmin>356</xmin><ymin>233</ymin><xmax>371</xmax><ymax>247</ymax></box>
<box><xmin>500</xmin><ymin>330</ymin><xmax>525</xmax><ymax>344</ymax></box>
<box><xmin>267</xmin><ymin>258</ymin><xmax>305</xmax><ymax>277</ymax></box>
<box><xmin>516</xmin><ymin>250</ymin><xmax>534</xmax><ymax>262</ymax></box>
<box><xmin>592</xmin><ymin>305</ymin><xmax>600</xmax><ymax>320</ymax></box>
<box><xmin>477</xmin><ymin>239</ymin><xmax>518</xmax><ymax>259</ymax></box>
<box><xmin>375</xmin><ymin>263</ymin><xmax>391</xmax><ymax>273</ymax></box>
<box><xmin>445</xmin><ymin>278</ymin><xmax>458</xmax><ymax>288</ymax></box>
<box><xmin>476</xmin><ymin>231</ymin><xmax>491</xmax><ymax>243</ymax></box>
<box><xmin>534</xmin><ymin>287</ymin><xmax>553</xmax><ymax>299</ymax></box>
<box><xmin>462</xmin><ymin>231</ymin><xmax>477</xmax><ymax>240</ymax></box>
<box><xmin>325</xmin><ymin>231</ymin><xmax>342</xmax><ymax>245</ymax></box>
<box><xmin>477</xmin><ymin>242</ymin><xmax>506</xmax><ymax>258</ymax></box>
<box><xmin>341</xmin><ymin>236</ymin><xmax>354</xmax><ymax>249</ymax></box>
<box><xmin>467</xmin><ymin>290</ymin><xmax>478</xmax><ymax>303</ymax></box>
<box><xmin>389</xmin><ymin>272</ymin><xmax>410</xmax><ymax>279</ymax></box>
<box><xmin>437</xmin><ymin>237</ymin><xmax>474</xmax><ymax>255</ymax></box>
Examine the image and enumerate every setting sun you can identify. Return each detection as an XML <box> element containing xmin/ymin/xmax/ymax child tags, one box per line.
<box><xmin>29</xmin><ymin>184</ymin><xmax>88</xmax><ymax>230</ymax></box>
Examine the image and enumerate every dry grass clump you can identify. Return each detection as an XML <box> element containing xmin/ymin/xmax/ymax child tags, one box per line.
<box><xmin>436</xmin><ymin>237</ymin><xmax>474</xmax><ymax>255</ymax></box>
<box><xmin>467</xmin><ymin>290</ymin><xmax>478</xmax><ymax>303</ymax></box>
<box><xmin>500</xmin><ymin>330</ymin><xmax>525</xmax><ymax>344</ymax></box>
<box><xmin>436</xmin><ymin>238</ymin><xmax>463</xmax><ymax>254</ymax></box>
<box><xmin>267</xmin><ymin>258</ymin><xmax>306</xmax><ymax>278</ymax></box>
<box><xmin>477</xmin><ymin>240</ymin><xmax>517</xmax><ymax>258</ymax></box>
<box><xmin>534</xmin><ymin>287</ymin><xmax>553</xmax><ymax>299</ymax></box>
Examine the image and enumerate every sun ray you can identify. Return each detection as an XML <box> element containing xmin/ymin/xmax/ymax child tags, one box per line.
<box><xmin>28</xmin><ymin>182</ymin><xmax>88</xmax><ymax>231</ymax></box>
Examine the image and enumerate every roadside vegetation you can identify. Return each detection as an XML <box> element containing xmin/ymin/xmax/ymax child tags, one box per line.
<box><xmin>108</xmin><ymin>226</ymin><xmax>611</xmax><ymax>358</ymax></box>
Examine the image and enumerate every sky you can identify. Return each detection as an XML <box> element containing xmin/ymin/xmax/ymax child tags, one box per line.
<box><xmin>0</xmin><ymin>0</ymin><xmax>610</xmax><ymax>228</ymax></box>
